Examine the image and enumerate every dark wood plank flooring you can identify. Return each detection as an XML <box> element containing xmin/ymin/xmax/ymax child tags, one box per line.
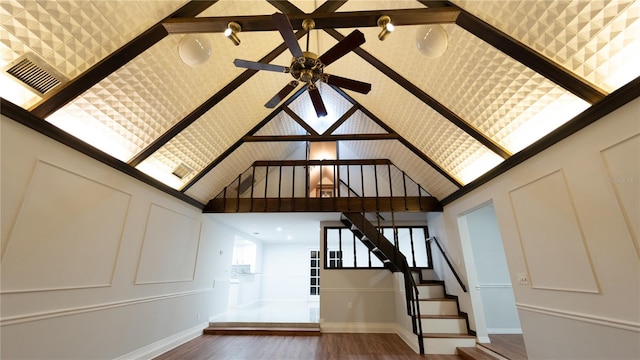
<box><xmin>154</xmin><ymin>333</ymin><xmax>464</xmax><ymax>359</ymax></box>
<box><xmin>479</xmin><ymin>335</ymin><xmax>527</xmax><ymax>360</ymax></box>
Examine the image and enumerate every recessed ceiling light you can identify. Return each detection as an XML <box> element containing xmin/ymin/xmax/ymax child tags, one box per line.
<box><xmin>276</xmin><ymin>227</ymin><xmax>282</xmax><ymax>232</ymax></box>
<box><xmin>287</xmin><ymin>236</ymin><xmax>292</xmax><ymax>240</ymax></box>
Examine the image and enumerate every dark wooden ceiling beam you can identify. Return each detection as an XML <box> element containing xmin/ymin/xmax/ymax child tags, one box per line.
<box><xmin>416</xmin><ymin>0</ymin><xmax>453</xmax><ymax>8</ymax></box>
<box><xmin>330</xmin><ymin>86</ymin><xmax>463</xmax><ymax>188</ymax></box>
<box><xmin>322</xmin><ymin>105</ymin><xmax>361</xmax><ymax>136</ymax></box>
<box><xmin>325</xmin><ymin>29</ymin><xmax>511</xmax><ymax>160</ymax></box>
<box><xmin>283</xmin><ymin>105</ymin><xmax>320</xmax><ymax>136</ymax></box>
<box><xmin>162</xmin><ymin>7</ymin><xmax>460</xmax><ymax>34</ymax></box>
<box><xmin>456</xmin><ymin>11</ymin><xmax>606</xmax><ymax>104</ymax></box>
<box><xmin>29</xmin><ymin>1</ymin><xmax>218</xmax><ymax>119</ymax></box>
<box><xmin>254</xmin><ymin>159</ymin><xmax>392</xmax><ymax>166</ymax></box>
<box><xmin>243</xmin><ymin>133</ymin><xmax>400</xmax><ymax>142</ymax></box>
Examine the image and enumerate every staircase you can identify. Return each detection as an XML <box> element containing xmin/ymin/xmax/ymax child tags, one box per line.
<box><xmin>413</xmin><ymin>276</ymin><xmax>476</xmax><ymax>354</ymax></box>
<box><xmin>342</xmin><ymin>212</ymin><xmax>477</xmax><ymax>355</ymax></box>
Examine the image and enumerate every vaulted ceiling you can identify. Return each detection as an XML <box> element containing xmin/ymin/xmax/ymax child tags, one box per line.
<box><xmin>2</xmin><ymin>0</ymin><xmax>639</xmax><ymax>208</ymax></box>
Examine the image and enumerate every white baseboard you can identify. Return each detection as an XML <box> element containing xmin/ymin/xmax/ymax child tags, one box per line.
<box><xmin>395</xmin><ymin>324</ymin><xmax>420</xmax><ymax>353</ymax></box>
<box><xmin>487</xmin><ymin>327</ymin><xmax>522</xmax><ymax>334</ymax></box>
<box><xmin>477</xmin><ymin>335</ymin><xmax>491</xmax><ymax>343</ymax></box>
<box><xmin>321</xmin><ymin>322</ymin><xmax>396</xmax><ymax>333</ymax></box>
<box><xmin>114</xmin><ymin>322</ymin><xmax>208</xmax><ymax>360</ymax></box>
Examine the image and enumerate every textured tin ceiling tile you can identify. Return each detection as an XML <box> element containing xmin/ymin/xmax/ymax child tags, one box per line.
<box><xmin>336</xmin><ymin>0</ymin><xmax>425</xmax><ymax>12</ymax></box>
<box><xmin>199</xmin><ymin>0</ymin><xmax>279</xmax><ymax>17</ymax></box>
<box><xmin>254</xmin><ymin>111</ymin><xmax>308</xmax><ymax>136</ymax></box>
<box><xmin>138</xmin><ymin>69</ymin><xmax>289</xmax><ymax>187</ymax></box>
<box><xmin>46</xmin><ymin>29</ymin><xmax>283</xmax><ymax>162</ymax></box>
<box><xmin>332</xmin><ymin>110</ymin><xmax>388</xmax><ymax>135</ymax></box>
<box><xmin>453</xmin><ymin>0</ymin><xmax>640</xmax><ymax>92</ymax></box>
<box><xmin>339</xmin><ymin>140</ymin><xmax>460</xmax><ymax>200</ymax></box>
<box><xmin>355</xmin><ymin>24</ymin><xmax>590</xmax><ymax>154</ymax></box>
<box><xmin>185</xmin><ymin>142</ymin><xmax>305</xmax><ymax>203</ymax></box>
<box><xmin>0</xmin><ymin>0</ymin><xmax>187</xmax><ymax>80</ymax></box>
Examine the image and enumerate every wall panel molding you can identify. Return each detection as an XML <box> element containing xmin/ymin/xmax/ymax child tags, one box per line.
<box><xmin>0</xmin><ymin>289</ymin><xmax>212</xmax><ymax>326</ymax></box>
<box><xmin>135</xmin><ymin>203</ymin><xmax>202</xmax><ymax>285</ymax></box>
<box><xmin>600</xmin><ymin>134</ymin><xmax>640</xmax><ymax>259</ymax></box>
<box><xmin>509</xmin><ymin>169</ymin><xmax>600</xmax><ymax>294</ymax></box>
<box><xmin>1</xmin><ymin>160</ymin><xmax>130</xmax><ymax>293</ymax></box>
<box><xmin>517</xmin><ymin>303</ymin><xmax>640</xmax><ymax>332</ymax></box>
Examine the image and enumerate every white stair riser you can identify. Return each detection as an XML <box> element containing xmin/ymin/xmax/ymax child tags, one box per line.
<box><xmin>421</xmin><ymin>318</ymin><xmax>467</xmax><ymax>334</ymax></box>
<box><xmin>419</xmin><ymin>300</ymin><xmax>458</xmax><ymax>315</ymax></box>
<box><xmin>423</xmin><ymin>337</ymin><xmax>476</xmax><ymax>354</ymax></box>
<box><xmin>417</xmin><ymin>285</ymin><xmax>444</xmax><ymax>299</ymax></box>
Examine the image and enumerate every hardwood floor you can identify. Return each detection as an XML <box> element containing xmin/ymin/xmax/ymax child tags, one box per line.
<box><xmin>154</xmin><ymin>333</ymin><xmax>464</xmax><ymax>360</ymax></box>
<box><xmin>479</xmin><ymin>334</ymin><xmax>528</xmax><ymax>360</ymax></box>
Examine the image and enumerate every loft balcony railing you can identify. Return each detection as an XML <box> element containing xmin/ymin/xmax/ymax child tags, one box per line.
<box><xmin>204</xmin><ymin>159</ymin><xmax>442</xmax><ymax>213</ymax></box>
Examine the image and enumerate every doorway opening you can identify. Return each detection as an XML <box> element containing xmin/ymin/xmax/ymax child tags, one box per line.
<box><xmin>458</xmin><ymin>202</ymin><xmax>522</xmax><ymax>338</ymax></box>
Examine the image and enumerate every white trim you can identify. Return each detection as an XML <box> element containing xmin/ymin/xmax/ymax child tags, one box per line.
<box><xmin>476</xmin><ymin>283</ymin><xmax>513</xmax><ymax>289</ymax></box>
<box><xmin>517</xmin><ymin>303</ymin><xmax>640</xmax><ymax>332</ymax></box>
<box><xmin>1</xmin><ymin>288</ymin><xmax>213</xmax><ymax>326</ymax></box>
<box><xmin>113</xmin><ymin>322</ymin><xmax>207</xmax><ymax>360</ymax></box>
<box><xmin>487</xmin><ymin>328</ymin><xmax>522</xmax><ymax>334</ymax></box>
<box><xmin>395</xmin><ymin>324</ymin><xmax>420</xmax><ymax>353</ymax></box>
<box><xmin>320</xmin><ymin>322</ymin><xmax>396</xmax><ymax>333</ymax></box>
<box><xmin>477</xmin><ymin>335</ymin><xmax>491</xmax><ymax>343</ymax></box>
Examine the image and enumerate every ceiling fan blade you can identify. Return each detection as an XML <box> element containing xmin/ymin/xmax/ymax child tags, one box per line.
<box><xmin>272</xmin><ymin>13</ymin><xmax>304</xmax><ymax>59</ymax></box>
<box><xmin>265</xmin><ymin>81</ymin><xmax>299</xmax><ymax>108</ymax></box>
<box><xmin>323</xmin><ymin>74</ymin><xmax>371</xmax><ymax>94</ymax></box>
<box><xmin>308</xmin><ymin>84</ymin><xmax>328</xmax><ymax>118</ymax></box>
<box><xmin>233</xmin><ymin>59</ymin><xmax>289</xmax><ymax>73</ymax></box>
<box><xmin>318</xmin><ymin>30</ymin><xmax>365</xmax><ymax>67</ymax></box>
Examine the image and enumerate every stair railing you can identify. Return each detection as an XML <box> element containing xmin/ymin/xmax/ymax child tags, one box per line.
<box><xmin>428</xmin><ymin>237</ymin><xmax>468</xmax><ymax>292</ymax></box>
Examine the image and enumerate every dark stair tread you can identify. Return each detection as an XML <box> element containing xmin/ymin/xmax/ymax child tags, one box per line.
<box><xmin>418</xmin><ymin>298</ymin><xmax>456</xmax><ymax>302</ymax></box>
<box><xmin>419</xmin><ymin>314</ymin><xmax>465</xmax><ymax>319</ymax></box>
<box><xmin>457</xmin><ymin>347</ymin><xmax>499</xmax><ymax>360</ymax></box>
<box><xmin>423</xmin><ymin>333</ymin><xmax>476</xmax><ymax>339</ymax></box>
<box><xmin>418</xmin><ymin>281</ymin><xmax>445</xmax><ymax>285</ymax></box>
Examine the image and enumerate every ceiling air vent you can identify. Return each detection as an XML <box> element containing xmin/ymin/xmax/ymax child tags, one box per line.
<box><xmin>4</xmin><ymin>54</ymin><xmax>67</xmax><ymax>95</ymax></box>
<box><xmin>172</xmin><ymin>163</ymin><xmax>193</xmax><ymax>180</ymax></box>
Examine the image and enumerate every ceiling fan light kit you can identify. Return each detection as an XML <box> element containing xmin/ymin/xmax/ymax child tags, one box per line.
<box><xmin>232</xmin><ymin>13</ymin><xmax>372</xmax><ymax>118</ymax></box>
<box><xmin>415</xmin><ymin>24</ymin><xmax>448</xmax><ymax>58</ymax></box>
<box><xmin>224</xmin><ymin>21</ymin><xmax>241</xmax><ymax>46</ymax></box>
<box><xmin>178</xmin><ymin>34</ymin><xmax>212</xmax><ymax>66</ymax></box>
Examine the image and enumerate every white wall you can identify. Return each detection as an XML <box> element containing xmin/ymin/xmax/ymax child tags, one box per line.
<box><xmin>319</xmin><ymin>222</ymin><xmax>398</xmax><ymax>333</ymax></box>
<box><xmin>428</xmin><ymin>97</ymin><xmax>640</xmax><ymax>359</ymax></box>
<box><xmin>0</xmin><ymin>115</ymin><xmax>229</xmax><ymax>359</ymax></box>
<box><xmin>261</xmin><ymin>243</ymin><xmax>315</xmax><ymax>301</ymax></box>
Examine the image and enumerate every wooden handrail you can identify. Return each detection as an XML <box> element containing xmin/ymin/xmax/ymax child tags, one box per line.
<box><xmin>428</xmin><ymin>237</ymin><xmax>468</xmax><ymax>292</ymax></box>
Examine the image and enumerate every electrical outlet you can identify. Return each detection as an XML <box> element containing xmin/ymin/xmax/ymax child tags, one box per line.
<box><xmin>197</xmin><ymin>313</ymin><xmax>201</xmax><ymax>321</ymax></box>
<box><xmin>517</xmin><ymin>273</ymin><xmax>529</xmax><ymax>285</ymax></box>
<box><xmin>347</xmin><ymin>302</ymin><xmax>352</xmax><ymax>309</ymax></box>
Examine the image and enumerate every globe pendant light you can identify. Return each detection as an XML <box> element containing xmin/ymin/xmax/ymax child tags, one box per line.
<box><xmin>178</xmin><ymin>34</ymin><xmax>212</xmax><ymax>66</ymax></box>
<box><xmin>415</xmin><ymin>25</ymin><xmax>448</xmax><ymax>58</ymax></box>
